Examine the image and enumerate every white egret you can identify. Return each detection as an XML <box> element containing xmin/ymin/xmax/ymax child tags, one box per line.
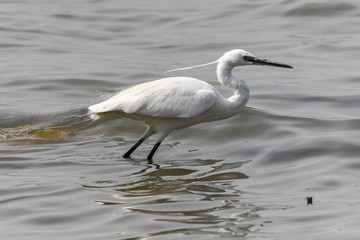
<box><xmin>89</xmin><ymin>49</ymin><xmax>292</xmax><ymax>162</ymax></box>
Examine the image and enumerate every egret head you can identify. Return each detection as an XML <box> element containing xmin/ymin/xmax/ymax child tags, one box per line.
<box><xmin>220</xmin><ymin>49</ymin><xmax>293</xmax><ymax>68</ymax></box>
<box><xmin>219</xmin><ymin>49</ymin><xmax>254</xmax><ymax>66</ymax></box>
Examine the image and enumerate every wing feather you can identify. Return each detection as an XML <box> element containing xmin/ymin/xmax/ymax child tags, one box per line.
<box><xmin>89</xmin><ymin>77</ymin><xmax>216</xmax><ymax>118</ymax></box>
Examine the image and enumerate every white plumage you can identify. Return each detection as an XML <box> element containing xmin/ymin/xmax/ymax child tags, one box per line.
<box><xmin>89</xmin><ymin>49</ymin><xmax>292</xmax><ymax>162</ymax></box>
<box><xmin>89</xmin><ymin>77</ymin><xmax>216</xmax><ymax>118</ymax></box>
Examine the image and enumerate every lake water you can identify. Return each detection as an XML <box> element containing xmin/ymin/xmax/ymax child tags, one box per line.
<box><xmin>1</xmin><ymin>0</ymin><xmax>360</xmax><ymax>239</ymax></box>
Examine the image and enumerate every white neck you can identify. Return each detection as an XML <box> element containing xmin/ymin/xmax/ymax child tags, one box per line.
<box><xmin>216</xmin><ymin>61</ymin><xmax>250</xmax><ymax>112</ymax></box>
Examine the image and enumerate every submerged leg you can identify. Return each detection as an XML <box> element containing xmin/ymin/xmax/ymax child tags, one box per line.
<box><xmin>146</xmin><ymin>130</ymin><xmax>172</xmax><ymax>162</ymax></box>
<box><xmin>123</xmin><ymin>127</ymin><xmax>154</xmax><ymax>159</ymax></box>
<box><xmin>123</xmin><ymin>138</ymin><xmax>145</xmax><ymax>158</ymax></box>
<box><xmin>147</xmin><ymin>142</ymin><xmax>162</xmax><ymax>162</ymax></box>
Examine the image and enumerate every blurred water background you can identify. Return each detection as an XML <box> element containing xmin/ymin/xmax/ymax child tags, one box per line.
<box><xmin>1</xmin><ymin>0</ymin><xmax>360</xmax><ymax>239</ymax></box>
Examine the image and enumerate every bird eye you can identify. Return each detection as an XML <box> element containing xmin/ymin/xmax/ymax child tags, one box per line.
<box><xmin>243</xmin><ymin>55</ymin><xmax>250</xmax><ymax>61</ymax></box>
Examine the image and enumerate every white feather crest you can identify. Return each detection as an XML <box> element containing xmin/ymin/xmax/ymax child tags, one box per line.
<box><xmin>165</xmin><ymin>60</ymin><xmax>218</xmax><ymax>73</ymax></box>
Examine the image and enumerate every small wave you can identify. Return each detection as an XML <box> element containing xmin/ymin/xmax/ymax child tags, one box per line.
<box><xmin>0</xmin><ymin>109</ymin><xmax>91</xmax><ymax>144</ymax></box>
<box><xmin>285</xmin><ymin>3</ymin><xmax>356</xmax><ymax>17</ymax></box>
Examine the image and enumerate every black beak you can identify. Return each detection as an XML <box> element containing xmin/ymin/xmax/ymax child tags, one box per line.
<box><xmin>246</xmin><ymin>56</ymin><xmax>293</xmax><ymax>69</ymax></box>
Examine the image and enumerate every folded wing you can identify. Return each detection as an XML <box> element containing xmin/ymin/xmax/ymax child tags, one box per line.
<box><xmin>89</xmin><ymin>77</ymin><xmax>216</xmax><ymax>118</ymax></box>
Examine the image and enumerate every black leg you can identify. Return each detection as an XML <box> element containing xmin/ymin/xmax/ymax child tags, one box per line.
<box><xmin>147</xmin><ymin>141</ymin><xmax>162</xmax><ymax>161</ymax></box>
<box><xmin>123</xmin><ymin>138</ymin><xmax>145</xmax><ymax>158</ymax></box>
